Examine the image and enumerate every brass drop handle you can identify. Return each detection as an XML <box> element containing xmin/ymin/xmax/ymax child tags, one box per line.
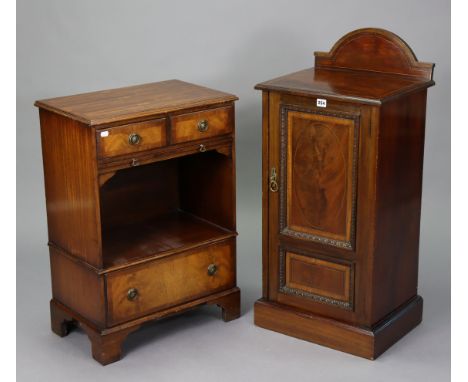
<box><xmin>127</xmin><ymin>288</ymin><xmax>138</xmax><ymax>301</ymax></box>
<box><xmin>199</xmin><ymin>144</ymin><xmax>207</xmax><ymax>152</ymax></box>
<box><xmin>197</xmin><ymin>119</ymin><xmax>209</xmax><ymax>132</ymax></box>
<box><xmin>128</xmin><ymin>133</ymin><xmax>141</xmax><ymax>145</ymax></box>
<box><xmin>269</xmin><ymin>167</ymin><xmax>279</xmax><ymax>192</ymax></box>
<box><xmin>207</xmin><ymin>264</ymin><xmax>217</xmax><ymax>276</ymax></box>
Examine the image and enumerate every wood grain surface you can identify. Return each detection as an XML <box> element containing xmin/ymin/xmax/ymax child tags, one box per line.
<box><xmin>39</xmin><ymin>109</ymin><xmax>102</xmax><ymax>267</ymax></box>
<box><xmin>106</xmin><ymin>240</ymin><xmax>235</xmax><ymax>325</ymax></box>
<box><xmin>97</xmin><ymin>118</ymin><xmax>166</xmax><ymax>158</ymax></box>
<box><xmin>286</xmin><ymin>110</ymin><xmax>356</xmax><ymax>244</ymax></box>
<box><xmin>171</xmin><ymin>105</ymin><xmax>233</xmax><ymax>144</ymax></box>
<box><xmin>37</xmin><ymin>79</ymin><xmax>240</xmax><ymax>364</ymax></box>
<box><xmin>255</xmin><ymin>28</ymin><xmax>434</xmax><ymax>359</ymax></box>
<box><xmin>35</xmin><ymin>80</ymin><xmax>238</xmax><ymax>126</ymax></box>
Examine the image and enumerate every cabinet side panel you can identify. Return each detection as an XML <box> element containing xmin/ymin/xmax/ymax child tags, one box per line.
<box><xmin>50</xmin><ymin>247</ymin><xmax>105</xmax><ymax>326</ymax></box>
<box><xmin>262</xmin><ymin>91</ymin><xmax>270</xmax><ymax>298</ymax></box>
<box><xmin>39</xmin><ymin>109</ymin><xmax>102</xmax><ymax>267</ymax></box>
<box><xmin>372</xmin><ymin>90</ymin><xmax>427</xmax><ymax>323</ymax></box>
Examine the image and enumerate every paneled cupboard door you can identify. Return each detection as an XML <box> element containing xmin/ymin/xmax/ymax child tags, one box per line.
<box><xmin>267</xmin><ymin>94</ymin><xmax>361</xmax><ymax>313</ymax></box>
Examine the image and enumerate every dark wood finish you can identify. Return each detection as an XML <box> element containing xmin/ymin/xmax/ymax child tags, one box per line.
<box><xmin>284</xmin><ymin>251</ymin><xmax>352</xmax><ymax>304</ymax></box>
<box><xmin>50</xmin><ymin>299</ymin><xmax>76</xmax><ymax>337</ymax></box>
<box><xmin>97</xmin><ymin>135</ymin><xmax>233</xmax><ymax>173</ymax></box>
<box><xmin>39</xmin><ymin>109</ymin><xmax>102</xmax><ymax>268</ymax></box>
<box><xmin>255</xmin><ymin>26</ymin><xmax>435</xmax><ymax>106</ymax></box>
<box><xmin>261</xmin><ymin>92</ymin><xmax>270</xmax><ymax>298</ymax></box>
<box><xmin>50</xmin><ymin>247</ymin><xmax>106</xmax><ymax>326</ymax></box>
<box><xmin>254</xmin><ymin>28</ymin><xmax>434</xmax><ymax>359</ymax></box>
<box><xmin>99</xmin><ymin>160</ymin><xmax>180</xmax><ymax>230</ymax></box>
<box><xmin>106</xmin><ymin>240</ymin><xmax>235</xmax><ymax>325</ymax></box>
<box><xmin>50</xmin><ymin>287</ymin><xmax>240</xmax><ymax>364</ymax></box>
<box><xmin>171</xmin><ymin>105</ymin><xmax>233</xmax><ymax>144</ymax></box>
<box><xmin>254</xmin><ymin>67</ymin><xmax>434</xmax><ymax>105</ymax></box>
<box><xmin>254</xmin><ymin>295</ymin><xmax>423</xmax><ymax>360</ymax></box>
<box><xmin>37</xmin><ymin>80</ymin><xmax>240</xmax><ymax>364</ymax></box>
<box><xmin>209</xmin><ymin>287</ymin><xmax>241</xmax><ymax>322</ymax></box>
<box><xmin>82</xmin><ymin>323</ymin><xmax>140</xmax><ymax>365</ymax></box>
<box><xmin>35</xmin><ymin>80</ymin><xmax>238</xmax><ymax>127</ymax></box>
<box><xmin>180</xmin><ymin>150</ymin><xmax>236</xmax><ymax>231</ymax></box>
<box><xmin>96</xmin><ymin>118</ymin><xmax>167</xmax><ymax>158</ymax></box>
<box><xmin>102</xmin><ymin>211</ymin><xmax>235</xmax><ymax>269</ymax></box>
<box><xmin>284</xmin><ymin>110</ymin><xmax>357</xmax><ymax>246</ymax></box>
<box><xmin>314</xmin><ymin>28</ymin><xmax>434</xmax><ymax>80</ymax></box>
<box><xmin>371</xmin><ymin>90</ymin><xmax>428</xmax><ymax>323</ymax></box>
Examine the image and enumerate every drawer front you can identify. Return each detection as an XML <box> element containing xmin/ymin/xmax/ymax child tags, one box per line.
<box><xmin>279</xmin><ymin>249</ymin><xmax>353</xmax><ymax>310</ymax></box>
<box><xmin>97</xmin><ymin>118</ymin><xmax>167</xmax><ymax>158</ymax></box>
<box><xmin>171</xmin><ymin>106</ymin><xmax>233</xmax><ymax>144</ymax></box>
<box><xmin>106</xmin><ymin>241</ymin><xmax>235</xmax><ymax>325</ymax></box>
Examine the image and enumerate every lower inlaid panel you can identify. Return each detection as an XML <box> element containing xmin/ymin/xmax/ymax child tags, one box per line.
<box><xmin>106</xmin><ymin>240</ymin><xmax>235</xmax><ymax>325</ymax></box>
<box><xmin>279</xmin><ymin>249</ymin><xmax>353</xmax><ymax>309</ymax></box>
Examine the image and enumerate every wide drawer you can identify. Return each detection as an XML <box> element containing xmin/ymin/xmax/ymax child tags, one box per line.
<box><xmin>171</xmin><ymin>106</ymin><xmax>233</xmax><ymax>144</ymax></box>
<box><xmin>106</xmin><ymin>240</ymin><xmax>235</xmax><ymax>325</ymax></box>
<box><xmin>96</xmin><ymin>118</ymin><xmax>167</xmax><ymax>158</ymax></box>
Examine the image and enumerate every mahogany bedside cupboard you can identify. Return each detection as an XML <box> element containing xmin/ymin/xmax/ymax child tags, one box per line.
<box><xmin>35</xmin><ymin>80</ymin><xmax>241</xmax><ymax>365</ymax></box>
<box><xmin>253</xmin><ymin>28</ymin><xmax>435</xmax><ymax>359</ymax></box>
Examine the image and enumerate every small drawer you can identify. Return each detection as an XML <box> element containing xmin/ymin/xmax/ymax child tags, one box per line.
<box><xmin>97</xmin><ymin>118</ymin><xmax>167</xmax><ymax>158</ymax></box>
<box><xmin>106</xmin><ymin>241</ymin><xmax>235</xmax><ymax>325</ymax></box>
<box><xmin>171</xmin><ymin>106</ymin><xmax>233</xmax><ymax>144</ymax></box>
<box><xmin>280</xmin><ymin>250</ymin><xmax>353</xmax><ymax>309</ymax></box>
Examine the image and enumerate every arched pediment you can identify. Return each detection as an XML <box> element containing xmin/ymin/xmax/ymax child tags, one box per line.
<box><xmin>314</xmin><ymin>28</ymin><xmax>434</xmax><ymax>80</ymax></box>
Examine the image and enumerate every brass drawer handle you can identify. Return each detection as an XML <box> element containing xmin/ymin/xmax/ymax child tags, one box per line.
<box><xmin>197</xmin><ymin>119</ymin><xmax>209</xmax><ymax>132</ymax></box>
<box><xmin>127</xmin><ymin>288</ymin><xmax>138</xmax><ymax>301</ymax></box>
<box><xmin>269</xmin><ymin>167</ymin><xmax>278</xmax><ymax>192</ymax></box>
<box><xmin>199</xmin><ymin>144</ymin><xmax>207</xmax><ymax>152</ymax></box>
<box><xmin>207</xmin><ymin>264</ymin><xmax>217</xmax><ymax>276</ymax></box>
<box><xmin>128</xmin><ymin>133</ymin><xmax>141</xmax><ymax>145</ymax></box>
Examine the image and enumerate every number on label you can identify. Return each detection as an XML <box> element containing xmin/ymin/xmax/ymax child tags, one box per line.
<box><xmin>317</xmin><ymin>99</ymin><xmax>327</xmax><ymax>108</ymax></box>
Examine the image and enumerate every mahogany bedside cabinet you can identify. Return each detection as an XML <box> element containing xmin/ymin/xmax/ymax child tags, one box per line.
<box><xmin>35</xmin><ymin>80</ymin><xmax>241</xmax><ymax>365</ymax></box>
<box><xmin>253</xmin><ymin>28</ymin><xmax>435</xmax><ymax>359</ymax></box>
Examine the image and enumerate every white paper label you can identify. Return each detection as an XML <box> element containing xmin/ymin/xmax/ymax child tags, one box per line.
<box><xmin>317</xmin><ymin>98</ymin><xmax>327</xmax><ymax>108</ymax></box>
<box><xmin>100</xmin><ymin>131</ymin><xmax>109</xmax><ymax>137</ymax></box>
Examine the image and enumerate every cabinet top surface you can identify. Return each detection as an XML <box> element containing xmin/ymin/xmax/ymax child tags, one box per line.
<box><xmin>255</xmin><ymin>28</ymin><xmax>435</xmax><ymax>104</ymax></box>
<box><xmin>34</xmin><ymin>80</ymin><xmax>238</xmax><ymax>126</ymax></box>
<box><xmin>255</xmin><ymin>67</ymin><xmax>434</xmax><ymax>104</ymax></box>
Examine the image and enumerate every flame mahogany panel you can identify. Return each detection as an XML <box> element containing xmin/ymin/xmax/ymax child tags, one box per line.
<box><xmin>284</xmin><ymin>110</ymin><xmax>357</xmax><ymax>247</ymax></box>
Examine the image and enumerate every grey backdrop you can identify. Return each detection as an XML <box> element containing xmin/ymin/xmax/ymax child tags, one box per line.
<box><xmin>17</xmin><ymin>0</ymin><xmax>450</xmax><ymax>381</ymax></box>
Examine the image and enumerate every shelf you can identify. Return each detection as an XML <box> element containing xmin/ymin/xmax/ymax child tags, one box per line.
<box><xmin>102</xmin><ymin>210</ymin><xmax>235</xmax><ymax>269</ymax></box>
